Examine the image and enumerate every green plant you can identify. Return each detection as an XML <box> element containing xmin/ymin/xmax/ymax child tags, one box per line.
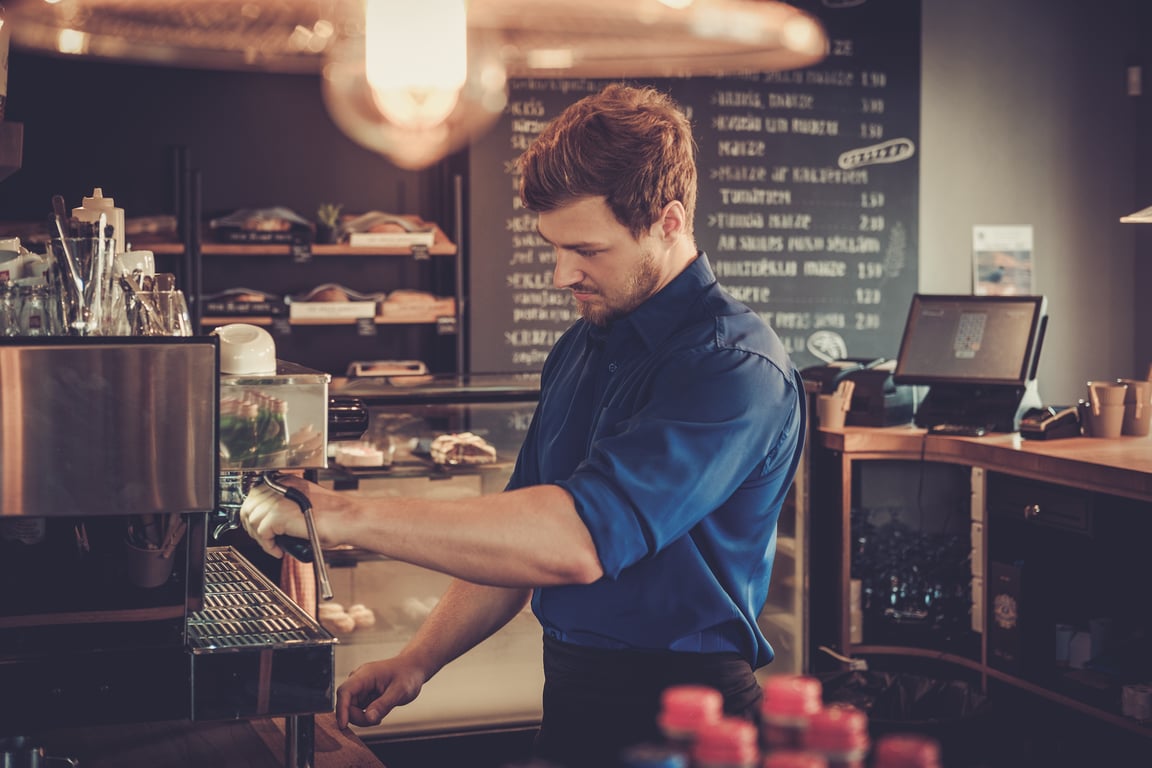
<box><xmin>316</xmin><ymin>202</ymin><xmax>343</xmax><ymax>228</ymax></box>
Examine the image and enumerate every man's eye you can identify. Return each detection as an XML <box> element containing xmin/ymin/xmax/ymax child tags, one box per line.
<box><xmin>576</xmin><ymin>249</ymin><xmax>599</xmax><ymax>258</ymax></box>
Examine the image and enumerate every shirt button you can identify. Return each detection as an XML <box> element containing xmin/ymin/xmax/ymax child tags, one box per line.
<box><xmin>608</xmin><ymin>362</ymin><xmax>618</xmax><ymax>373</ymax></box>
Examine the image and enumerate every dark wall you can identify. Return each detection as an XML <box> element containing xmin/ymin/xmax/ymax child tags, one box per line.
<box><xmin>0</xmin><ymin>51</ymin><xmax>452</xmax><ymax>229</ymax></box>
<box><xmin>1128</xmin><ymin>0</ymin><xmax>1152</xmax><ymax>377</ymax></box>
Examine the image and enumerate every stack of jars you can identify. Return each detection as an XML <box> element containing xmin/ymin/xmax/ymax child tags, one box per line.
<box><xmin>618</xmin><ymin>676</ymin><xmax>942</xmax><ymax>768</ymax></box>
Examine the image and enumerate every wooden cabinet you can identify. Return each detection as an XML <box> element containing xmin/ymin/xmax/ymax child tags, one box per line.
<box><xmin>809</xmin><ymin>426</ymin><xmax>1152</xmax><ymax>747</ymax></box>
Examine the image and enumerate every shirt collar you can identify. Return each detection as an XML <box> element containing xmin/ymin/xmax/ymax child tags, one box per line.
<box><xmin>612</xmin><ymin>251</ymin><xmax>716</xmax><ymax>352</ymax></box>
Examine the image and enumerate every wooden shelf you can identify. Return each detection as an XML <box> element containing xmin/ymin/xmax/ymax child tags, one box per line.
<box><xmin>143</xmin><ymin>221</ymin><xmax>457</xmax><ymax>257</ymax></box>
<box><xmin>201</xmin><ymin>314</ymin><xmax>455</xmax><ymax>327</ymax></box>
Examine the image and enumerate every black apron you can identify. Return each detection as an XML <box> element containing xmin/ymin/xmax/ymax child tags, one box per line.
<box><xmin>533</xmin><ymin>636</ymin><xmax>763</xmax><ymax>768</ymax></box>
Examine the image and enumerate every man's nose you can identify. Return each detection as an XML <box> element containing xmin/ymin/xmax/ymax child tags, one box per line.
<box><xmin>552</xmin><ymin>250</ymin><xmax>581</xmax><ymax>289</ymax></box>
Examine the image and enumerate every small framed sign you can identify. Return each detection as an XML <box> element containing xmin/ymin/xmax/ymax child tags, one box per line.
<box><xmin>972</xmin><ymin>225</ymin><xmax>1033</xmax><ymax>295</ymax></box>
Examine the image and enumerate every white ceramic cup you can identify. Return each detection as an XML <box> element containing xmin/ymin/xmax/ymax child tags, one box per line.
<box><xmin>116</xmin><ymin>249</ymin><xmax>156</xmax><ymax>277</ymax></box>
<box><xmin>0</xmin><ymin>250</ymin><xmax>21</xmax><ymax>283</ymax></box>
<box><xmin>213</xmin><ymin>323</ymin><xmax>277</xmax><ymax>374</ymax></box>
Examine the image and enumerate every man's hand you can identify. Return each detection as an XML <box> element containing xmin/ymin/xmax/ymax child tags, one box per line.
<box><xmin>239</xmin><ymin>476</ymin><xmax>351</xmax><ymax>558</ymax></box>
<box><xmin>336</xmin><ymin>656</ymin><xmax>429</xmax><ymax>729</ymax></box>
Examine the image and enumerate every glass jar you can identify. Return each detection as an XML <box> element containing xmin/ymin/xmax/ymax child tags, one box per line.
<box><xmin>18</xmin><ymin>285</ymin><xmax>52</xmax><ymax>336</ymax></box>
<box><xmin>0</xmin><ymin>282</ymin><xmax>20</xmax><ymax>335</ymax></box>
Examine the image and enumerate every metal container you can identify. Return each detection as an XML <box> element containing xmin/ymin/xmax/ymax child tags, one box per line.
<box><xmin>219</xmin><ymin>360</ymin><xmax>331</xmax><ymax>471</ymax></box>
<box><xmin>0</xmin><ymin>337</ymin><xmax>218</xmax><ymax>518</ymax></box>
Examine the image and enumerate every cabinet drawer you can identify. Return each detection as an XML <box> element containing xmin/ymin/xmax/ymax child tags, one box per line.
<box><xmin>986</xmin><ymin>473</ymin><xmax>1092</xmax><ymax>536</ymax></box>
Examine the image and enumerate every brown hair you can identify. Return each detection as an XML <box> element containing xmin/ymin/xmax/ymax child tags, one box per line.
<box><xmin>518</xmin><ymin>83</ymin><xmax>697</xmax><ymax>239</ymax></box>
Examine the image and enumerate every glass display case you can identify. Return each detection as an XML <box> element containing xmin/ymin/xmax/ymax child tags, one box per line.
<box><xmin>316</xmin><ymin>372</ymin><xmax>809</xmax><ymax>743</ymax></box>
<box><xmin>318</xmin><ymin>373</ymin><xmax>544</xmax><ymax>739</ymax></box>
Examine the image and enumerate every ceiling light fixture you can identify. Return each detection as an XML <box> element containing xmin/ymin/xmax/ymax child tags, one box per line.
<box><xmin>4</xmin><ymin>0</ymin><xmax>828</xmax><ymax>169</ymax></box>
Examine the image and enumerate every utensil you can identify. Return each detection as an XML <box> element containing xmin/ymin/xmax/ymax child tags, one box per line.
<box><xmin>119</xmin><ymin>270</ymin><xmax>159</xmax><ymax>334</ymax></box>
<box><xmin>50</xmin><ymin>194</ymin><xmax>84</xmax><ymax>307</ymax></box>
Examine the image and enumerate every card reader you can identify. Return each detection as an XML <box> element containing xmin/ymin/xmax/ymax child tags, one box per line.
<box><xmin>1018</xmin><ymin>406</ymin><xmax>1081</xmax><ymax>440</ymax></box>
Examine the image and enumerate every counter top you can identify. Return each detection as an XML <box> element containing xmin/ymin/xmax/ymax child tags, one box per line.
<box><xmin>24</xmin><ymin>714</ymin><xmax>384</xmax><ymax>768</ymax></box>
<box><xmin>818</xmin><ymin>424</ymin><xmax>1152</xmax><ymax>501</ymax></box>
<box><xmin>331</xmin><ymin>372</ymin><xmax>541</xmax><ymax>404</ymax></box>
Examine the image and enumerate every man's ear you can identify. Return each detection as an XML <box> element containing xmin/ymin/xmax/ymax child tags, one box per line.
<box><xmin>655</xmin><ymin>200</ymin><xmax>688</xmax><ymax>242</ymax></box>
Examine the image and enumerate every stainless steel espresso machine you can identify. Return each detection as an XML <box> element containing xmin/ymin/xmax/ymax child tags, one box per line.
<box><xmin>0</xmin><ymin>336</ymin><xmax>367</xmax><ymax>766</ymax></box>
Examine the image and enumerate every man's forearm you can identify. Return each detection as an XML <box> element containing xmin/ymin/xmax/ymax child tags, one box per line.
<box><xmin>335</xmin><ymin>484</ymin><xmax>603</xmax><ymax>587</ymax></box>
<box><xmin>400</xmin><ymin>580</ymin><xmax>534</xmax><ymax>681</ymax></box>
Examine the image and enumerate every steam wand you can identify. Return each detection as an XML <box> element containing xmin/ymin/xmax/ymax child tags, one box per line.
<box><xmin>261</xmin><ymin>472</ymin><xmax>334</xmax><ymax>601</ymax></box>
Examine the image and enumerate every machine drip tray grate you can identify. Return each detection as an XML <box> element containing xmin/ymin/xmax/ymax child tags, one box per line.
<box><xmin>187</xmin><ymin>547</ymin><xmax>334</xmax><ymax>652</ymax></box>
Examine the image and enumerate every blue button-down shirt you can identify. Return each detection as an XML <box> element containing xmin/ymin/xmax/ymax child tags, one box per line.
<box><xmin>507</xmin><ymin>253</ymin><xmax>805</xmax><ymax>668</ymax></box>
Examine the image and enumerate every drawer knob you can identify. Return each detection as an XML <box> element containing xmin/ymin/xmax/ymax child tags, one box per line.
<box><xmin>1024</xmin><ymin>503</ymin><xmax>1041</xmax><ymax>520</ymax></box>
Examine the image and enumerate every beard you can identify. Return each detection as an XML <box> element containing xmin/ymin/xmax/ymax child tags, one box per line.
<box><xmin>575</xmin><ymin>248</ymin><xmax>662</xmax><ymax>327</ymax></box>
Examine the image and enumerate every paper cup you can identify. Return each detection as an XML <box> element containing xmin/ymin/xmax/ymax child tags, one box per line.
<box><xmin>817</xmin><ymin>393</ymin><xmax>848</xmax><ymax>429</ymax></box>
<box><xmin>1087</xmin><ymin>380</ymin><xmax>1127</xmax><ymax>412</ymax></box>
<box><xmin>1119</xmin><ymin>378</ymin><xmax>1152</xmax><ymax>436</ymax></box>
<box><xmin>1088</xmin><ymin>404</ymin><xmax>1125</xmax><ymax>438</ymax></box>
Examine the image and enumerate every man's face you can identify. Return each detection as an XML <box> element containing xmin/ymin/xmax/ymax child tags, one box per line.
<box><xmin>537</xmin><ymin>196</ymin><xmax>665</xmax><ymax>327</ymax></box>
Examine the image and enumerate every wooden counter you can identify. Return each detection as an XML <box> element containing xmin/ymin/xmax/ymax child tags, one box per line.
<box><xmin>24</xmin><ymin>713</ymin><xmax>385</xmax><ymax>768</ymax></box>
<box><xmin>818</xmin><ymin>424</ymin><xmax>1152</xmax><ymax>501</ymax></box>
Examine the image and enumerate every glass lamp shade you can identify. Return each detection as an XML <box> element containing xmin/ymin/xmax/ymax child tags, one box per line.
<box><xmin>321</xmin><ymin>26</ymin><xmax>508</xmax><ymax>170</ymax></box>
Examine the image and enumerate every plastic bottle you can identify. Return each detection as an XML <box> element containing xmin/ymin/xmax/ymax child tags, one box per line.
<box><xmin>761</xmin><ymin>751</ymin><xmax>828</xmax><ymax>768</ymax></box>
<box><xmin>618</xmin><ymin>743</ymin><xmax>690</xmax><ymax>768</ymax></box>
<box><xmin>693</xmin><ymin>717</ymin><xmax>760</xmax><ymax>768</ymax></box>
<box><xmin>72</xmin><ymin>187</ymin><xmax>126</xmax><ymax>256</ymax></box>
<box><xmin>871</xmin><ymin>734</ymin><xmax>942</xmax><ymax>768</ymax></box>
<box><xmin>257</xmin><ymin>396</ymin><xmax>290</xmax><ymax>462</ymax></box>
<box><xmin>759</xmin><ymin>675</ymin><xmax>823</xmax><ymax>754</ymax></box>
<box><xmin>657</xmin><ymin>684</ymin><xmax>725</xmax><ymax>756</ymax></box>
<box><xmin>803</xmin><ymin>704</ymin><xmax>869</xmax><ymax>768</ymax></box>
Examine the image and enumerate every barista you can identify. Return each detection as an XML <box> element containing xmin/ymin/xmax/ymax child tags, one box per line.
<box><xmin>240</xmin><ymin>83</ymin><xmax>805</xmax><ymax>768</ymax></box>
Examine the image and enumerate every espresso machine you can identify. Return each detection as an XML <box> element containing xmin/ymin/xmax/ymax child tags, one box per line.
<box><xmin>0</xmin><ymin>336</ymin><xmax>367</xmax><ymax>766</ymax></box>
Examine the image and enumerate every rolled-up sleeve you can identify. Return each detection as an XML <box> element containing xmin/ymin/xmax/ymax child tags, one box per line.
<box><xmin>558</xmin><ymin>343</ymin><xmax>793</xmax><ymax>579</ymax></box>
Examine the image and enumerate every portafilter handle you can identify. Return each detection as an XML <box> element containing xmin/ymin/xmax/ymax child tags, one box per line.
<box><xmin>328</xmin><ymin>396</ymin><xmax>370</xmax><ymax>442</ymax></box>
<box><xmin>262</xmin><ymin>472</ymin><xmax>334</xmax><ymax>601</ymax></box>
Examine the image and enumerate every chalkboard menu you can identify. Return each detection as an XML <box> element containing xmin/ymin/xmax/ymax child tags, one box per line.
<box><xmin>467</xmin><ymin>0</ymin><xmax>920</xmax><ymax>372</ymax></box>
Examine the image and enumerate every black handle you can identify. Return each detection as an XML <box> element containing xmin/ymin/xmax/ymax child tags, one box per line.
<box><xmin>328</xmin><ymin>396</ymin><xmax>370</xmax><ymax>442</ymax></box>
<box><xmin>263</xmin><ymin>475</ymin><xmax>316</xmax><ymax>563</ymax></box>
<box><xmin>275</xmin><ymin>534</ymin><xmax>314</xmax><ymax>562</ymax></box>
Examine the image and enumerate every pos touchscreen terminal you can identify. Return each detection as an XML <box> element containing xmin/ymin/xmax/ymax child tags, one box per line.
<box><xmin>893</xmin><ymin>294</ymin><xmax>1047</xmax><ymax>432</ymax></box>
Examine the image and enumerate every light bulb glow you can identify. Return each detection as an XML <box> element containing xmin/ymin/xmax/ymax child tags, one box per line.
<box><xmin>56</xmin><ymin>28</ymin><xmax>89</xmax><ymax>55</ymax></box>
<box><xmin>364</xmin><ymin>0</ymin><xmax>468</xmax><ymax>128</ymax></box>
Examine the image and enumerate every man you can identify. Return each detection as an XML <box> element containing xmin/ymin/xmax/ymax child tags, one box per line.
<box><xmin>240</xmin><ymin>83</ymin><xmax>805</xmax><ymax>767</ymax></box>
